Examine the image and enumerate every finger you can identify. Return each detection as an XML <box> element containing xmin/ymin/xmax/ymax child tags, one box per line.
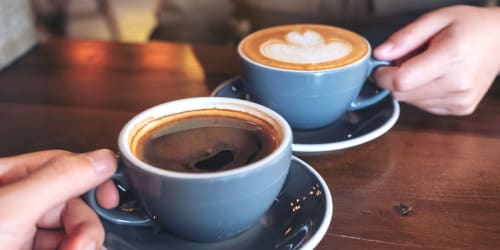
<box><xmin>397</xmin><ymin>31</ymin><xmax>462</xmax><ymax>90</ymax></box>
<box><xmin>375</xmin><ymin>32</ymin><xmax>460</xmax><ymax>92</ymax></box>
<box><xmin>398</xmin><ymin>97</ymin><xmax>453</xmax><ymax>115</ymax></box>
<box><xmin>374</xmin><ymin>8</ymin><xmax>453</xmax><ymax>61</ymax></box>
<box><xmin>0</xmin><ymin>149</ymin><xmax>117</xmax><ymax>222</ymax></box>
<box><xmin>425</xmin><ymin>107</ymin><xmax>452</xmax><ymax>115</ymax></box>
<box><xmin>373</xmin><ymin>66</ymin><xmax>399</xmax><ymax>91</ymax></box>
<box><xmin>373</xmin><ymin>64</ymin><xmax>433</xmax><ymax>92</ymax></box>
<box><xmin>17</xmin><ymin>227</ymin><xmax>36</xmax><ymax>250</ymax></box>
<box><xmin>96</xmin><ymin>180</ymin><xmax>120</xmax><ymax>209</ymax></box>
<box><xmin>409</xmin><ymin>92</ymin><xmax>478</xmax><ymax>116</ymax></box>
<box><xmin>58</xmin><ymin>198</ymin><xmax>105</xmax><ymax>250</ymax></box>
<box><xmin>37</xmin><ymin>182</ymin><xmax>119</xmax><ymax>229</ymax></box>
<box><xmin>37</xmin><ymin>203</ymin><xmax>66</xmax><ymax>229</ymax></box>
<box><xmin>33</xmin><ymin>229</ymin><xmax>65</xmax><ymax>250</ymax></box>
<box><xmin>0</xmin><ymin>150</ymin><xmax>71</xmax><ymax>185</ymax></box>
<box><xmin>391</xmin><ymin>76</ymin><xmax>456</xmax><ymax>103</ymax></box>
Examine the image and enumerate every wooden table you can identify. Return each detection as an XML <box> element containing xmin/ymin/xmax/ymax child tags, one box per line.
<box><xmin>1</xmin><ymin>39</ymin><xmax>500</xmax><ymax>249</ymax></box>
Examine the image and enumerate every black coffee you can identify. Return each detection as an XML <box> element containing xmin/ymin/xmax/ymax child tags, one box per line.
<box><xmin>131</xmin><ymin>109</ymin><xmax>280</xmax><ymax>173</ymax></box>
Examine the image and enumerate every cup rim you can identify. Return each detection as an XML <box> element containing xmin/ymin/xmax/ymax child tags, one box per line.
<box><xmin>118</xmin><ymin>97</ymin><xmax>292</xmax><ymax>179</ymax></box>
<box><xmin>237</xmin><ymin>24</ymin><xmax>372</xmax><ymax>73</ymax></box>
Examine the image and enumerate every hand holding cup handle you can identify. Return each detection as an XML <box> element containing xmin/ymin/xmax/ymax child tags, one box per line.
<box><xmin>348</xmin><ymin>58</ymin><xmax>393</xmax><ymax>111</ymax></box>
<box><xmin>84</xmin><ymin>97</ymin><xmax>293</xmax><ymax>242</ymax></box>
<box><xmin>84</xmin><ymin>160</ymin><xmax>153</xmax><ymax>227</ymax></box>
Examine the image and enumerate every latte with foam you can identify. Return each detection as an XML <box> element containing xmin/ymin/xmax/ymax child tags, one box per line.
<box><xmin>239</xmin><ymin>24</ymin><xmax>369</xmax><ymax>71</ymax></box>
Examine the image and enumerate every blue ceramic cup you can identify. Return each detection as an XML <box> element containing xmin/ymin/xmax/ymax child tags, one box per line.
<box><xmin>238</xmin><ymin>24</ymin><xmax>391</xmax><ymax>130</ymax></box>
<box><xmin>85</xmin><ymin>97</ymin><xmax>292</xmax><ymax>242</ymax></box>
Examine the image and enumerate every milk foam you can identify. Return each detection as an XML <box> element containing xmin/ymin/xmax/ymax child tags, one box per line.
<box><xmin>260</xmin><ymin>30</ymin><xmax>352</xmax><ymax>64</ymax></box>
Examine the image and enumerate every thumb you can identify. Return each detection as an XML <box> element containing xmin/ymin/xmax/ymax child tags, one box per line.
<box><xmin>0</xmin><ymin>149</ymin><xmax>117</xmax><ymax>221</ymax></box>
<box><xmin>373</xmin><ymin>8</ymin><xmax>453</xmax><ymax>61</ymax></box>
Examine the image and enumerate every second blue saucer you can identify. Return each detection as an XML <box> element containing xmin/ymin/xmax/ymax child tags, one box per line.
<box><xmin>211</xmin><ymin>76</ymin><xmax>400</xmax><ymax>154</ymax></box>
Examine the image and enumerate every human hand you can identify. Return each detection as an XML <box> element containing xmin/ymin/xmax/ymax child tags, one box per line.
<box><xmin>373</xmin><ymin>5</ymin><xmax>500</xmax><ymax>115</ymax></box>
<box><xmin>0</xmin><ymin>149</ymin><xmax>117</xmax><ymax>250</ymax></box>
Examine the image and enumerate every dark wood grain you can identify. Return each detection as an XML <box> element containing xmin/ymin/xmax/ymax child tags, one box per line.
<box><xmin>1</xmin><ymin>39</ymin><xmax>500</xmax><ymax>249</ymax></box>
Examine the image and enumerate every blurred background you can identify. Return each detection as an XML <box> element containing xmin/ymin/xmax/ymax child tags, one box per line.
<box><xmin>29</xmin><ymin>0</ymin><xmax>500</xmax><ymax>47</ymax></box>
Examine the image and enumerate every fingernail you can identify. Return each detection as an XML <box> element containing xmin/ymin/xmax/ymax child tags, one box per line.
<box><xmin>83</xmin><ymin>240</ymin><xmax>96</xmax><ymax>250</ymax></box>
<box><xmin>376</xmin><ymin>42</ymin><xmax>394</xmax><ymax>54</ymax></box>
<box><xmin>85</xmin><ymin>149</ymin><xmax>115</xmax><ymax>173</ymax></box>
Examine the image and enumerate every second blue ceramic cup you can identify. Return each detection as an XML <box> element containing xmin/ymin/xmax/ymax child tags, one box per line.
<box><xmin>238</xmin><ymin>24</ymin><xmax>391</xmax><ymax>130</ymax></box>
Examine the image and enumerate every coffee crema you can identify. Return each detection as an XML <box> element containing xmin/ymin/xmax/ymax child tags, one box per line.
<box><xmin>239</xmin><ymin>24</ymin><xmax>369</xmax><ymax>71</ymax></box>
<box><xmin>130</xmin><ymin>109</ymin><xmax>280</xmax><ymax>173</ymax></box>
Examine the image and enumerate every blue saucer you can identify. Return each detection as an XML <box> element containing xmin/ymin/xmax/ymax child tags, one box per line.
<box><xmin>211</xmin><ymin>76</ymin><xmax>399</xmax><ymax>154</ymax></box>
<box><xmin>102</xmin><ymin>156</ymin><xmax>332</xmax><ymax>250</ymax></box>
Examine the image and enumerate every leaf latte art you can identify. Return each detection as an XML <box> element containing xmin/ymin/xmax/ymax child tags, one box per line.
<box><xmin>239</xmin><ymin>24</ymin><xmax>369</xmax><ymax>71</ymax></box>
<box><xmin>260</xmin><ymin>30</ymin><xmax>352</xmax><ymax>64</ymax></box>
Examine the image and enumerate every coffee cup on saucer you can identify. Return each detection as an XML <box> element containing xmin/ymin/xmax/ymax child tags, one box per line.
<box><xmin>85</xmin><ymin>97</ymin><xmax>292</xmax><ymax>242</ymax></box>
<box><xmin>238</xmin><ymin>24</ymin><xmax>391</xmax><ymax>130</ymax></box>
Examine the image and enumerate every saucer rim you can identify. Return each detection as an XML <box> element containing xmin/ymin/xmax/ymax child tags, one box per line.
<box><xmin>291</xmin><ymin>155</ymin><xmax>333</xmax><ymax>250</ymax></box>
<box><xmin>293</xmin><ymin>99</ymin><xmax>399</xmax><ymax>154</ymax></box>
<box><xmin>210</xmin><ymin>76</ymin><xmax>400</xmax><ymax>154</ymax></box>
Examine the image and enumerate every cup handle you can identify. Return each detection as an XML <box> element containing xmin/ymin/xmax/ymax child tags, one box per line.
<box><xmin>83</xmin><ymin>161</ymin><xmax>153</xmax><ymax>227</ymax></box>
<box><xmin>348</xmin><ymin>58</ymin><xmax>393</xmax><ymax>111</ymax></box>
